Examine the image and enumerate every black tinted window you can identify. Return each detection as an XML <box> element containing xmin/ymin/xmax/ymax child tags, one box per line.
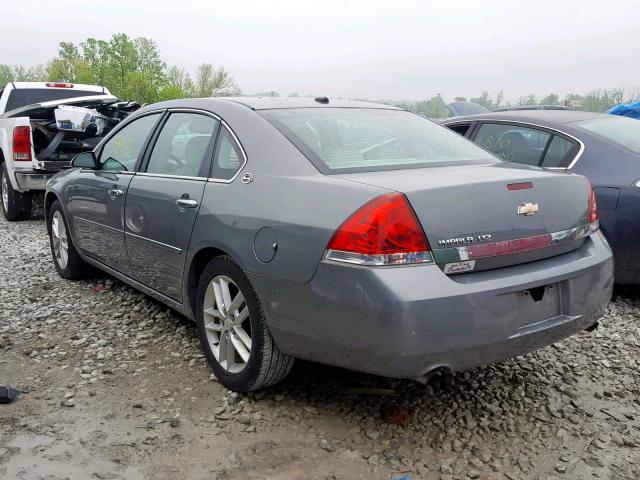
<box><xmin>475</xmin><ymin>123</ymin><xmax>550</xmax><ymax>166</ymax></box>
<box><xmin>99</xmin><ymin>114</ymin><xmax>161</xmax><ymax>172</ymax></box>
<box><xmin>447</xmin><ymin>123</ymin><xmax>472</xmax><ymax>136</ymax></box>
<box><xmin>542</xmin><ymin>135</ymin><xmax>578</xmax><ymax>168</ymax></box>
<box><xmin>6</xmin><ymin>88</ymin><xmax>105</xmax><ymax>111</ymax></box>
<box><xmin>147</xmin><ymin>113</ymin><xmax>218</xmax><ymax>177</ymax></box>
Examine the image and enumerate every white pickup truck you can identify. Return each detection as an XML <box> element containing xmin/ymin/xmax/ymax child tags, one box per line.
<box><xmin>0</xmin><ymin>82</ymin><xmax>138</xmax><ymax>220</ymax></box>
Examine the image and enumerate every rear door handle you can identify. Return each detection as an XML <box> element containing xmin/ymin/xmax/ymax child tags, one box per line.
<box><xmin>108</xmin><ymin>188</ymin><xmax>123</xmax><ymax>198</ymax></box>
<box><xmin>176</xmin><ymin>198</ymin><xmax>198</xmax><ymax>209</ymax></box>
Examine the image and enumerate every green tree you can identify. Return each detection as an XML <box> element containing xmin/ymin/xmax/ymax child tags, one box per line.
<box><xmin>0</xmin><ymin>64</ymin><xmax>14</xmax><ymax>85</ymax></box>
<box><xmin>539</xmin><ymin>93</ymin><xmax>559</xmax><ymax>105</ymax></box>
<box><xmin>517</xmin><ymin>94</ymin><xmax>537</xmax><ymax>107</ymax></box>
<box><xmin>192</xmin><ymin>64</ymin><xmax>240</xmax><ymax>97</ymax></box>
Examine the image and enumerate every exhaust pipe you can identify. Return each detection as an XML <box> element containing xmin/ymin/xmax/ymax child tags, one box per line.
<box><xmin>414</xmin><ymin>366</ymin><xmax>451</xmax><ymax>385</ymax></box>
<box><xmin>584</xmin><ymin>321</ymin><xmax>599</xmax><ymax>332</ymax></box>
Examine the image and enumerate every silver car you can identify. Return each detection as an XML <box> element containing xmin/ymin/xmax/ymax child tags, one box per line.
<box><xmin>45</xmin><ymin>97</ymin><xmax>613</xmax><ymax>392</ymax></box>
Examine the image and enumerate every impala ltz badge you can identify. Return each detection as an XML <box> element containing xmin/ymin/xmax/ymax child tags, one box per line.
<box><xmin>438</xmin><ymin>234</ymin><xmax>492</xmax><ymax>248</ymax></box>
<box><xmin>517</xmin><ymin>202</ymin><xmax>539</xmax><ymax>216</ymax></box>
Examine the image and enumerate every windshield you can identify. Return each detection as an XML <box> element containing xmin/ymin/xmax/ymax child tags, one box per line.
<box><xmin>5</xmin><ymin>88</ymin><xmax>105</xmax><ymax>112</ymax></box>
<box><xmin>574</xmin><ymin>116</ymin><xmax>640</xmax><ymax>155</ymax></box>
<box><xmin>261</xmin><ymin>108</ymin><xmax>499</xmax><ymax>173</ymax></box>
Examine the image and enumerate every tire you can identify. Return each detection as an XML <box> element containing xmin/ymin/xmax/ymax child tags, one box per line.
<box><xmin>47</xmin><ymin>200</ymin><xmax>91</xmax><ymax>279</ymax></box>
<box><xmin>196</xmin><ymin>256</ymin><xmax>294</xmax><ymax>392</ymax></box>
<box><xmin>1</xmin><ymin>162</ymin><xmax>32</xmax><ymax>221</ymax></box>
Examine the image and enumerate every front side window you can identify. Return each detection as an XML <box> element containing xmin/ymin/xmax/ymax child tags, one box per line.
<box><xmin>261</xmin><ymin>108</ymin><xmax>497</xmax><ymax>173</ymax></box>
<box><xmin>99</xmin><ymin>114</ymin><xmax>161</xmax><ymax>172</ymax></box>
<box><xmin>475</xmin><ymin>123</ymin><xmax>551</xmax><ymax>166</ymax></box>
<box><xmin>574</xmin><ymin>117</ymin><xmax>640</xmax><ymax>154</ymax></box>
<box><xmin>146</xmin><ymin>113</ymin><xmax>219</xmax><ymax>177</ymax></box>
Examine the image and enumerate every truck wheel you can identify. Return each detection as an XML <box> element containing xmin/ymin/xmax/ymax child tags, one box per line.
<box><xmin>47</xmin><ymin>200</ymin><xmax>90</xmax><ymax>279</ymax></box>
<box><xmin>196</xmin><ymin>256</ymin><xmax>294</xmax><ymax>392</ymax></box>
<box><xmin>1</xmin><ymin>163</ymin><xmax>32</xmax><ymax>221</ymax></box>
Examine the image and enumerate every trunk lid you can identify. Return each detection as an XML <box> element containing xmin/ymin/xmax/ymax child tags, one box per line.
<box><xmin>337</xmin><ymin>163</ymin><xmax>592</xmax><ymax>273</ymax></box>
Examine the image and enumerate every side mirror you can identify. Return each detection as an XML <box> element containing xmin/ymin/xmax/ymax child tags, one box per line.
<box><xmin>71</xmin><ymin>151</ymin><xmax>97</xmax><ymax>169</ymax></box>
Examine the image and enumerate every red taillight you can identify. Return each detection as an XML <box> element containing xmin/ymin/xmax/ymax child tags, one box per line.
<box><xmin>45</xmin><ymin>82</ymin><xmax>74</xmax><ymax>88</ymax></box>
<box><xmin>324</xmin><ymin>193</ymin><xmax>432</xmax><ymax>266</ymax></box>
<box><xmin>585</xmin><ymin>178</ymin><xmax>599</xmax><ymax>231</ymax></box>
<box><xmin>13</xmin><ymin>126</ymin><xmax>32</xmax><ymax>162</ymax></box>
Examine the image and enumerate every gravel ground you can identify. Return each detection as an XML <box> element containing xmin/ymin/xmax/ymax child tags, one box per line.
<box><xmin>0</xmin><ymin>200</ymin><xmax>639</xmax><ymax>480</ymax></box>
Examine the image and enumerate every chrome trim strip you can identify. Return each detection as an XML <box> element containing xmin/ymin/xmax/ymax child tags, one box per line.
<box><xmin>432</xmin><ymin>224</ymin><xmax>592</xmax><ymax>264</ymax></box>
<box><xmin>78</xmin><ymin>170</ymin><xmax>135</xmax><ymax>175</ymax></box>
<box><xmin>445</xmin><ymin>118</ymin><xmax>586</xmax><ymax>170</ymax></box>
<box><xmin>135</xmin><ymin>172</ymin><xmax>207</xmax><ymax>181</ymax></box>
<box><xmin>73</xmin><ymin>216</ymin><xmax>122</xmax><ymax>233</ymax></box>
<box><xmin>125</xmin><ymin>231</ymin><xmax>182</xmax><ymax>253</ymax></box>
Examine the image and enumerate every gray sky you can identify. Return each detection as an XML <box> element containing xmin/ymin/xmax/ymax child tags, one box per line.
<box><xmin>2</xmin><ymin>0</ymin><xmax>639</xmax><ymax>102</ymax></box>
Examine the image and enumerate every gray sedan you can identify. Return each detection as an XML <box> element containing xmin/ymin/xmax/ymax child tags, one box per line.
<box><xmin>45</xmin><ymin>97</ymin><xmax>613</xmax><ymax>392</ymax></box>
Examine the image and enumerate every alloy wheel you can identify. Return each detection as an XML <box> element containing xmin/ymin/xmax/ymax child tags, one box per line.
<box><xmin>203</xmin><ymin>275</ymin><xmax>252</xmax><ymax>373</ymax></box>
<box><xmin>51</xmin><ymin>211</ymin><xmax>69</xmax><ymax>269</ymax></box>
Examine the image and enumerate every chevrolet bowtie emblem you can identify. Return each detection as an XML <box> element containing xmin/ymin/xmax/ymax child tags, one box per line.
<box><xmin>518</xmin><ymin>202</ymin><xmax>539</xmax><ymax>216</ymax></box>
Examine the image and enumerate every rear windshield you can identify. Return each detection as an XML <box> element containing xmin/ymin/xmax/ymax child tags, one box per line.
<box><xmin>5</xmin><ymin>88</ymin><xmax>104</xmax><ymax>112</ymax></box>
<box><xmin>574</xmin><ymin>116</ymin><xmax>640</xmax><ymax>155</ymax></box>
<box><xmin>260</xmin><ymin>108</ymin><xmax>498</xmax><ymax>173</ymax></box>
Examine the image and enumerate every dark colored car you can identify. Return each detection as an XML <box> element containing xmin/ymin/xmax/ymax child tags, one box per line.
<box><xmin>443</xmin><ymin>110</ymin><xmax>640</xmax><ymax>284</ymax></box>
<box><xmin>45</xmin><ymin>98</ymin><xmax>612</xmax><ymax>392</ymax></box>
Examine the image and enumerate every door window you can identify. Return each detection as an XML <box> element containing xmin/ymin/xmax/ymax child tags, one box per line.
<box><xmin>447</xmin><ymin>123</ymin><xmax>472</xmax><ymax>136</ymax></box>
<box><xmin>99</xmin><ymin>114</ymin><xmax>161</xmax><ymax>172</ymax></box>
<box><xmin>146</xmin><ymin>113</ymin><xmax>219</xmax><ymax>177</ymax></box>
<box><xmin>475</xmin><ymin>123</ymin><xmax>551</xmax><ymax>166</ymax></box>
<box><xmin>542</xmin><ymin>135</ymin><xmax>578</xmax><ymax>168</ymax></box>
<box><xmin>212</xmin><ymin>127</ymin><xmax>245</xmax><ymax>180</ymax></box>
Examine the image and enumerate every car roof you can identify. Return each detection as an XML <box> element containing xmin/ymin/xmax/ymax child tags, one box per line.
<box><xmin>222</xmin><ymin>96</ymin><xmax>403</xmax><ymax>110</ymax></box>
<box><xmin>445</xmin><ymin>109</ymin><xmax>610</xmax><ymax>125</ymax></box>
<box><xmin>146</xmin><ymin>96</ymin><xmax>402</xmax><ymax>112</ymax></box>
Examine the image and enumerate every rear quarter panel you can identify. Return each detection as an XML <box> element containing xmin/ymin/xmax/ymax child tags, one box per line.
<box><xmin>186</xmin><ymin>104</ymin><xmax>389</xmax><ymax>284</ymax></box>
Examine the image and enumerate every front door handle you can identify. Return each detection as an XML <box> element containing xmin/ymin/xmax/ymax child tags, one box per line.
<box><xmin>108</xmin><ymin>188</ymin><xmax>123</xmax><ymax>199</ymax></box>
<box><xmin>176</xmin><ymin>198</ymin><xmax>198</xmax><ymax>209</ymax></box>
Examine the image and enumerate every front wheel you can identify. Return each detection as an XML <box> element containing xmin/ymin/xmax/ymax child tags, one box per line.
<box><xmin>196</xmin><ymin>256</ymin><xmax>294</xmax><ymax>392</ymax></box>
<box><xmin>1</xmin><ymin>163</ymin><xmax>32</xmax><ymax>221</ymax></box>
<box><xmin>47</xmin><ymin>200</ymin><xmax>91</xmax><ymax>279</ymax></box>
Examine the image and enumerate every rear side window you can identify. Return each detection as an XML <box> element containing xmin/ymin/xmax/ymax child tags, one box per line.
<box><xmin>99</xmin><ymin>114</ymin><xmax>161</xmax><ymax>172</ymax></box>
<box><xmin>574</xmin><ymin>117</ymin><xmax>640</xmax><ymax>154</ymax></box>
<box><xmin>5</xmin><ymin>88</ymin><xmax>105</xmax><ymax>111</ymax></box>
<box><xmin>260</xmin><ymin>108</ymin><xmax>497</xmax><ymax>174</ymax></box>
<box><xmin>475</xmin><ymin>123</ymin><xmax>551</xmax><ymax>166</ymax></box>
<box><xmin>146</xmin><ymin>113</ymin><xmax>219</xmax><ymax>177</ymax></box>
<box><xmin>211</xmin><ymin>127</ymin><xmax>245</xmax><ymax>180</ymax></box>
<box><xmin>542</xmin><ymin>135</ymin><xmax>578</xmax><ymax>168</ymax></box>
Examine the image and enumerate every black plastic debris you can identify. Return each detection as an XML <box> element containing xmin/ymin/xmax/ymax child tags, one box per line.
<box><xmin>0</xmin><ymin>385</ymin><xmax>23</xmax><ymax>404</ymax></box>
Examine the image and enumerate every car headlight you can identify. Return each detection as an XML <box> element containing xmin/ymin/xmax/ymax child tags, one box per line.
<box><xmin>635</xmin><ymin>178</ymin><xmax>640</xmax><ymax>189</ymax></box>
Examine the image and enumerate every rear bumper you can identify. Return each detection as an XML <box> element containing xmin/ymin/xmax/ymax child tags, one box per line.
<box><xmin>14</xmin><ymin>171</ymin><xmax>56</xmax><ymax>191</ymax></box>
<box><xmin>250</xmin><ymin>232</ymin><xmax>613</xmax><ymax>378</ymax></box>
